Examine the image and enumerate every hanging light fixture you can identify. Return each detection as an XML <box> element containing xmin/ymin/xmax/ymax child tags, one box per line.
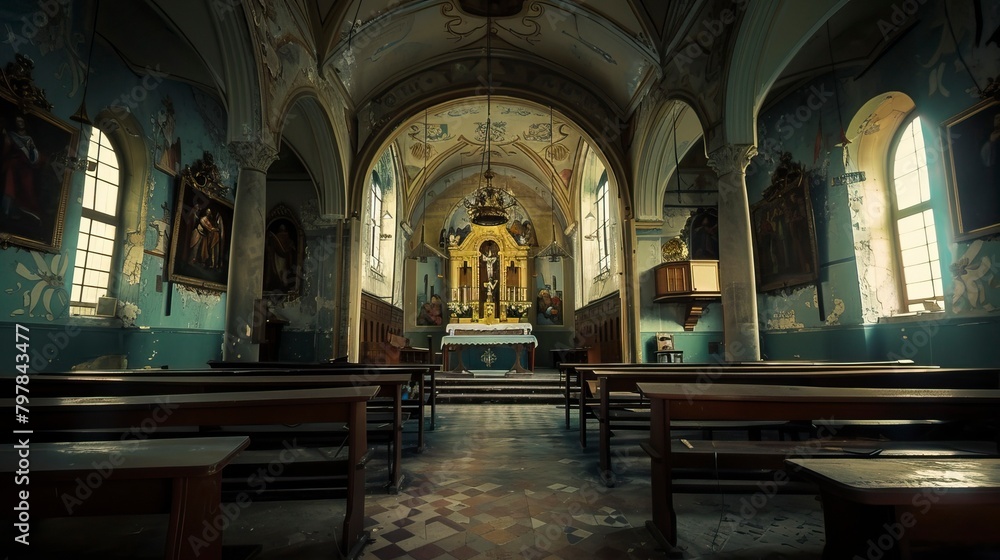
<box><xmin>463</xmin><ymin>3</ymin><xmax>516</xmax><ymax>227</ymax></box>
<box><xmin>408</xmin><ymin>109</ymin><xmax>445</xmax><ymax>262</ymax></box>
<box><xmin>533</xmin><ymin>106</ymin><xmax>572</xmax><ymax>262</ymax></box>
<box><xmin>55</xmin><ymin>0</ymin><xmax>98</xmax><ymax>173</ymax></box>
<box><xmin>825</xmin><ymin>20</ymin><xmax>866</xmax><ymax>187</ymax></box>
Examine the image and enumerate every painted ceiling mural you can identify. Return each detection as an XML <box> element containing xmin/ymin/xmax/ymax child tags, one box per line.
<box><xmin>395</xmin><ymin>97</ymin><xmax>581</xmax><ymax>222</ymax></box>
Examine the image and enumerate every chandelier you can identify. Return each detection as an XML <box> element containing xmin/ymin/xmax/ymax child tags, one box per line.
<box><xmin>407</xmin><ymin>110</ymin><xmax>446</xmax><ymax>262</ymax></box>
<box><xmin>464</xmin><ymin>4</ymin><xmax>516</xmax><ymax>227</ymax></box>
<box><xmin>533</xmin><ymin>106</ymin><xmax>572</xmax><ymax>262</ymax></box>
<box><xmin>465</xmin><ymin>167</ymin><xmax>516</xmax><ymax>226</ymax></box>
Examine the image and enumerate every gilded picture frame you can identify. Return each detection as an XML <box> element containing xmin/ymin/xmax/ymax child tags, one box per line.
<box><xmin>167</xmin><ymin>173</ymin><xmax>233</xmax><ymax>291</ymax></box>
<box><xmin>0</xmin><ymin>91</ymin><xmax>76</xmax><ymax>253</ymax></box>
<box><xmin>941</xmin><ymin>98</ymin><xmax>1000</xmax><ymax>241</ymax></box>
<box><xmin>750</xmin><ymin>156</ymin><xmax>820</xmax><ymax>292</ymax></box>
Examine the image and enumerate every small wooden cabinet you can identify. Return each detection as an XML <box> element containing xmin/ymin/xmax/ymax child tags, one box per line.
<box><xmin>652</xmin><ymin>260</ymin><xmax>720</xmax><ymax>330</ymax></box>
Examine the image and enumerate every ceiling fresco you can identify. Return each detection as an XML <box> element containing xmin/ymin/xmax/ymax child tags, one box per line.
<box><xmin>393</xmin><ymin>97</ymin><xmax>583</xmax><ymax>221</ymax></box>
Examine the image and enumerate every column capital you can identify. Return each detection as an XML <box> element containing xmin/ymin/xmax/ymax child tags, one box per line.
<box><xmin>707</xmin><ymin>143</ymin><xmax>757</xmax><ymax>178</ymax></box>
<box><xmin>228</xmin><ymin>140</ymin><xmax>278</xmax><ymax>173</ymax></box>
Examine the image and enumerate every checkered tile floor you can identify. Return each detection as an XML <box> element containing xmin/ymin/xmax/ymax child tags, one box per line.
<box><xmin>28</xmin><ymin>405</ymin><xmax>831</xmax><ymax>559</ymax></box>
<box><xmin>359</xmin><ymin>405</ymin><xmax>828</xmax><ymax>559</ymax></box>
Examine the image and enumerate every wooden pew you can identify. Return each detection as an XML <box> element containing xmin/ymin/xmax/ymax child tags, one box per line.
<box><xmin>589</xmin><ymin>367</ymin><xmax>1000</xmax><ymax>481</ymax></box>
<box><xmin>786</xmin><ymin>457</ymin><xmax>1000</xmax><ymax>559</ymax></box>
<box><xmin>1</xmin><ymin>436</ymin><xmax>250</xmax><ymax>560</ymax></box>
<box><xmin>577</xmin><ymin>364</ymin><xmax>997</xmax><ymax>451</ymax></box>
<box><xmin>206</xmin><ymin>361</ymin><xmax>439</xmax><ymax>440</ymax></box>
<box><xmin>27</xmin><ymin>372</ymin><xmax>412</xmax><ymax>492</ymax></box>
<box><xmin>13</xmin><ymin>386</ymin><xmax>377</xmax><ymax>559</ymax></box>
<box><xmin>559</xmin><ymin>360</ymin><xmax>933</xmax><ymax>432</ymax></box>
<box><xmin>636</xmin><ymin>382</ymin><xmax>1000</xmax><ymax>549</ymax></box>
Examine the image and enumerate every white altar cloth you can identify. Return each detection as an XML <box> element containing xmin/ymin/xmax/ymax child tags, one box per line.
<box><xmin>445</xmin><ymin>322</ymin><xmax>532</xmax><ymax>335</ymax></box>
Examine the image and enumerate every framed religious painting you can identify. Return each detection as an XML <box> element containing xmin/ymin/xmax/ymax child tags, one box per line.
<box><xmin>750</xmin><ymin>154</ymin><xmax>819</xmax><ymax>292</ymax></box>
<box><xmin>941</xmin><ymin>98</ymin><xmax>1000</xmax><ymax>241</ymax></box>
<box><xmin>263</xmin><ymin>204</ymin><xmax>304</xmax><ymax>299</ymax></box>
<box><xmin>167</xmin><ymin>167</ymin><xmax>233</xmax><ymax>291</ymax></box>
<box><xmin>0</xmin><ymin>91</ymin><xmax>77</xmax><ymax>253</ymax></box>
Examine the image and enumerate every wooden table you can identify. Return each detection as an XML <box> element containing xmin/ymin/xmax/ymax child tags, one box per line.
<box><xmin>636</xmin><ymin>382</ymin><xmax>1000</xmax><ymax>549</ymax></box>
<box><xmin>29</xmin><ymin>372</ymin><xmax>411</xmax><ymax>491</ymax></box>
<box><xmin>787</xmin><ymin>457</ymin><xmax>1000</xmax><ymax>559</ymax></box>
<box><xmin>17</xmin><ymin>386</ymin><xmax>377</xmax><ymax>560</ymax></box>
<box><xmin>1</xmin><ymin>436</ymin><xmax>250</xmax><ymax>560</ymax></box>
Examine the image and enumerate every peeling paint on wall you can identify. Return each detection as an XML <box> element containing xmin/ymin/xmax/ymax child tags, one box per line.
<box><xmin>178</xmin><ymin>286</ymin><xmax>223</xmax><ymax>309</ymax></box>
<box><xmin>825</xmin><ymin>298</ymin><xmax>846</xmax><ymax>325</ymax></box>
<box><xmin>118</xmin><ymin>300</ymin><xmax>141</xmax><ymax>328</ymax></box>
<box><xmin>766</xmin><ymin>310</ymin><xmax>803</xmax><ymax>330</ymax></box>
<box><xmin>123</xmin><ymin>231</ymin><xmax>145</xmax><ymax>286</ymax></box>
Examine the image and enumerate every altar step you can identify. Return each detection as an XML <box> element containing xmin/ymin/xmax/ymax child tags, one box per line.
<box><xmin>434</xmin><ymin>374</ymin><xmax>563</xmax><ymax>404</ymax></box>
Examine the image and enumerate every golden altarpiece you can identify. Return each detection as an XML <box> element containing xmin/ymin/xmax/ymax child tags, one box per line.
<box><xmin>445</xmin><ymin>225</ymin><xmax>532</xmax><ymax>323</ymax></box>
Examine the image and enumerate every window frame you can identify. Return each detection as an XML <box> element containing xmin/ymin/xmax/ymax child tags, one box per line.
<box><xmin>886</xmin><ymin>113</ymin><xmax>943</xmax><ymax>312</ymax></box>
<box><xmin>369</xmin><ymin>171</ymin><xmax>383</xmax><ymax>272</ymax></box>
<box><xmin>595</xmin><ymin>171</ymin><xmax>611</xmax><ymax>274</ymax></box>
<box><xmin>70</xmin><ymin>128</ymin><xmax>122</xmax><ymax>316</ymax></box>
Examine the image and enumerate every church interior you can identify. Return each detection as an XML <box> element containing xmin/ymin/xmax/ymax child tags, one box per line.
<box><xmin>2</xmin><ymin>0</ymin><xmax>1000</xmax><ymax>558</ymax></box>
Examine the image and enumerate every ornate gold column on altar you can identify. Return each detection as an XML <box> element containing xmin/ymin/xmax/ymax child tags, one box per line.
<box><xmin>446</xmin><ymin>225</ymin><xmax>530</xmax><ymax>323</ymax></box>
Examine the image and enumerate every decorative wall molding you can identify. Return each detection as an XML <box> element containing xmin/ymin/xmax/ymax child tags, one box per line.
<box><xmin>707</xmin><ymin>143</ymin><xmax>757</xmax><ymax>177</ymax></box>
<box><xmin>227</xmin><ymin>140</ymin><xmax>279</xmax><ymax>173</ymax></box>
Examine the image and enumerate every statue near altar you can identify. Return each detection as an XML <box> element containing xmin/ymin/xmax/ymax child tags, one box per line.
<box><xmin>442</xmin><ymin>224</ymin><xmax>535</xmax><ymax>374</ymax></box>
<box><xmin>445</xmin><ymin>224</ymin><xmax>532</xmax><ymax>325</ymax></box>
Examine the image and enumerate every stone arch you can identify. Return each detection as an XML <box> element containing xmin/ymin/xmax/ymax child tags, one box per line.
<box><xmin>277</xmin><ymin>92</ymin><xmax>346</xmax><ymax>217</ymax></box>
<box><xmin>90</xmin><ymin>108</ymin><xmax>153</xmax><ymax>290</ymax></box>
<box><xmin>844</xmin><ymin>92</ymin><xmax>916</xmax><ymax>321</ymax></box>
<box><xmin>724</xmin><ymin>0</ymin><xmax>849</xmax><ymax>146</ymax></box>
<box><xmin>632</xmin><ymin>98</ymin><xmax>706</xmax><ymax>223</ymax></box>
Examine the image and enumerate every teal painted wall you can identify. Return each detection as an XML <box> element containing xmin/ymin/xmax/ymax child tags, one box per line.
<box><xmin>746</xmin><ymin>1</ymin><xmax>1000</xmax><ymax>365</ymax></box>
<box><xmin>0</xmin><ymin>1</ymin><xmax>234</xmax><ymax>371</ymax></box>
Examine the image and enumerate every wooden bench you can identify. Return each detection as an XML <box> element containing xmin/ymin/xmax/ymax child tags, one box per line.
<box><xmin>27</xmin><ymin>371</ymin><xmax>412</xmax><ymax>492</ymax></box>
<box><xmin>1</xmin><ymin>436</ymin><xmax>250</xmax><ymax>560</ymax></box>
<box><xmin>11</xmin><ymin>386</ymin><xmax>377</xmax><ymax>559</ymax></box>
<box><xmin>786</xmin><ymin>457</ymin><xmax>1000</xmax><ymax>559</ymax></box>
<box><xmin>206</xmin><ymin>361</ymin><xmax>438</xmax><ymax>438</ymax></box>
<box><xmin>560</xmin><ymin>360</ymin><xmax>941</xmax><ymax>433</ymax></box>
<box><xmin>578</xmin><ymin>366</ymin><xmax>1000</xmax><ymax>470</ymax></box>
<box><xmin>636</xmin><ymin>382</ymin><xmax>1000</xmax><ymax>549</ymax></box>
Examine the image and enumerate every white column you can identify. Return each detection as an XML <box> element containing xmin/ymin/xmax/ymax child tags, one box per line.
<box><xmin>223</xmin><ymin>140</ymin><xmax>278</xmax><ymax>361</ymax></box>
<box><xmin>707</xmin><ymin>143</ymin><xmax>761</xmax><ymax>362</ymax></box>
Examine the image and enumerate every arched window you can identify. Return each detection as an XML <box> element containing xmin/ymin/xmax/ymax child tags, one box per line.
<box><xmin>369</xmin><ymin>170</ymin><xmax>383</xmax><ymax>271</ymax></box>
<box><xmin>889</xmin><ymin>115</ymin><xmax>943</xmax><ymax>312</ymax></box>
<box><xmin>70</xmin><ymin>129</ymin><xmax>121</xmax><ymax>316</ymax></box>
<box><xmin>595</xmin><ymin>170</ymin><xmax>611</xmax><ymax>273</ymax></box>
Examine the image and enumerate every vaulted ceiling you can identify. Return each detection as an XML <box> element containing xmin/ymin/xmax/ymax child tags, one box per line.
<box><xmin>93</xmin><ymin>0</ymin><xmax>894</xmax><ymax>224</ymax></box>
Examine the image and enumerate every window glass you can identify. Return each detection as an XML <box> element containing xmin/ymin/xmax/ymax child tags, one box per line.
<box><xmin>890</xmin><ymin>117</ymin><xmax>942</xmax><ymax>311</ymax></box>
<box><xmin>71</xmin><ymin>129</ymin><xmax>121</xmax><ymax>316</ymax></box>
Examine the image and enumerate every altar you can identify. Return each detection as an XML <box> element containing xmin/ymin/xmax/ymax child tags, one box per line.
<box><xmin>441</xmin><ymin>224</ymin><xmax>537</xmax><ymax>375</ymax></box>
<box><xmin>440</xmin><ymin>332</ymin><xmax>537</xmax><ymax>375</ymax></box>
